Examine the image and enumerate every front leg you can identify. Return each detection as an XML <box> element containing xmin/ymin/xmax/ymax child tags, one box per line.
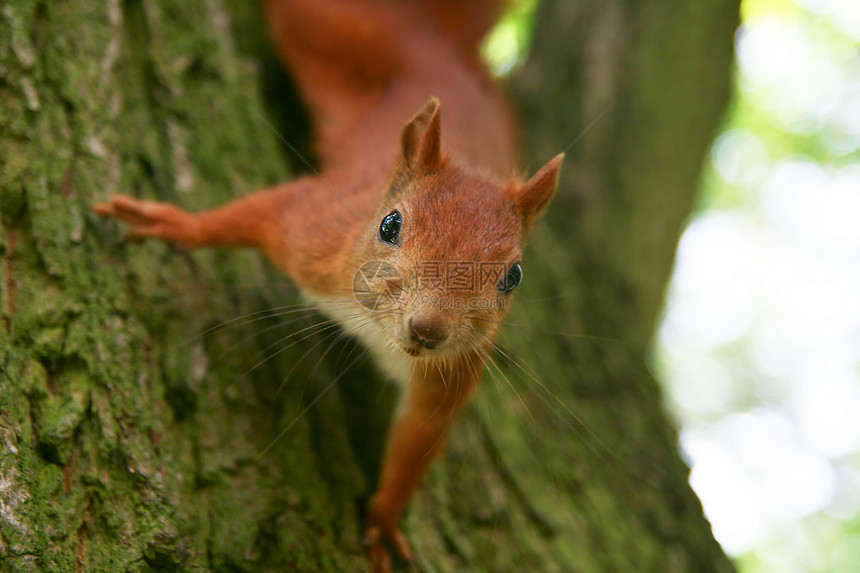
<box><xmin>365</xmin><ymin>353</ymin><xmax>484</xmax><ymax>573</ymax></box>
<box><xmin>93</xmin><ymin>194</ymin><xmax>205</xmax><ymax>248</ymax></box>
<box><xmin>94</xmin><ymin>182</ymin><xmax>303</xmax><ymax>249</ymax></box>
<box><xmin>93</xmin><ymin>177</ymin><xmax>334</xmax><ymax>273</ymax></box>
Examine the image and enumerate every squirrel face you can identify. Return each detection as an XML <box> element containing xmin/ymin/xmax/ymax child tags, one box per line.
<box><xmin>349</xmin><ymin>98</ymin><xmax>564</xmax><ymax>360</ymax></box>
<box><xmin>360</xmin><ymin>168</ymin><xmax>522</xmax><ymax>358</ymax></box>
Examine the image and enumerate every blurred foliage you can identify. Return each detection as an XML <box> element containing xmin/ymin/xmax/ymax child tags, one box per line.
<box><xmin>482</xmin><ymin>0</ymin><xmax>540</xmax><ymax>76</ymax></box>
<box><xmin>658</xmin><ymin>0</ymin><xmax>860</xmax><ymax>572</ymax></box>
<box><xmin>700</xmin><ymin>0</ymin><xmax>860</xmax><ymax>211</ymax></box>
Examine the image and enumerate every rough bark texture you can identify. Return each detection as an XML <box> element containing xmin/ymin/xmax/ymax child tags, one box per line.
<box><xmin>0</xmin><ymin>0</ymin><xmax>739</xmax><ymax>572</ymax></box>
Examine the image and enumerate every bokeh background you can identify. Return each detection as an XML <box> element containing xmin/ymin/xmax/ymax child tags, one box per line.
<box><xmin>656</xmin><ymin>0</ymin><xmax>860</xmax><ymax>571</ymax></box>
<box><xmin>488</xmin><ymin>0</ymin><xmax>860</xmax><ymax>571</ymax></box>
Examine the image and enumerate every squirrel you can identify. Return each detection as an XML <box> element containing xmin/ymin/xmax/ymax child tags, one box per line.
<box><xmin>94</xmin><ymin>1</ymin><xmax>563</xmax><ymax>571</ymax></box>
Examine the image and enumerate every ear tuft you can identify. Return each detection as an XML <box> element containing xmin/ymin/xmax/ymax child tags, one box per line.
<box><xmin>399</xmin><ymin>97</ymin><xmax>443</xmax><ymax>172</ymax></box>
<box><xmin>512</xmin><ymin>153</ymin><xmax>564</xmax><ymax>232</ymax></box>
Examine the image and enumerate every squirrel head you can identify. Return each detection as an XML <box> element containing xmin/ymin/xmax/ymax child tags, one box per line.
<box><xmin>352</xmin><ymin>98</ymin><xmax>563</xmax><ymax>360</ymax></box>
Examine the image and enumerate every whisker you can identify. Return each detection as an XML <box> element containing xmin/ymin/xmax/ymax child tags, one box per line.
<box><xmin>277</xmin><ymin>309</ymin><xmax>384</xmax><ymax>398</ymax></box>
<box><xmin>474</xmin><ymin>339</ymin><xmax>536</xmax><ymax>427</ymax></box>
<box><xmin>187</xmin><ymin>302</ymin><xmax>321</xmax><ymax>344</ymax></box>
<box><xmin>255</xmin><ymin>347</ymin><xmax>371</xmax><ymax>461</ymax></box>
<box><xmin>227</xmin><ymin>319</ymin><xmax>343</xmax><ymax>390</ymax></box>
<box><xmin>467</xmin><ymin>313</ymin><xmax>622</xmax><ymax>345</ymax></box>
<box><xmin>481</xmin><ymin>330</ymin><xmax>616</xmax><ymax>465</ymax></box>
<box><xmin>289</xmin><ymin>325</ymin><xmax>359</xmax><ymax>405</ymax></box>
<box><xmin>220</xmin><ymin>312</ymin><xmax>325</xmax><ymax>357</ymax></box>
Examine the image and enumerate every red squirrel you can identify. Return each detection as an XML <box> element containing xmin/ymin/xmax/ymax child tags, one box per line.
<box><xmin>94</xmin><ymin>1</ymin><xmax>562</xmax><ymax>570</ymax></box>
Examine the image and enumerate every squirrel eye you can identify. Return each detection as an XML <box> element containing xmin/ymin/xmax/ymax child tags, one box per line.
<box><xmin>498</xmin><ymin>262</ymin><xmax>523</xmax><ymax>294</ymax></box>
<box><xmin>379</xmin><ymin>210</ymin><xmax>402</xmax><ymax>245</ymax></box>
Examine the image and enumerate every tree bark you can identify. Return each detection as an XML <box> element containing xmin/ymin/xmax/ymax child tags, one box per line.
<box><xmin>0</xmin><ymin>0</ymin><xmax>738</xmax><ymax>571</ymax></box>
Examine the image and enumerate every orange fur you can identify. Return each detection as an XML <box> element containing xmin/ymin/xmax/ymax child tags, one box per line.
<box><xmin>94</xmin><ymin>2</ymin><xmax>562</xmax><ymax>571</ymax></box>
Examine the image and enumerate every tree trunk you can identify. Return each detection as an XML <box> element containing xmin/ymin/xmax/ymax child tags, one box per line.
<box><xmin>0</xmin><ymin>0</ymin><xmax>738</xmax><ymax>571</ymax></box>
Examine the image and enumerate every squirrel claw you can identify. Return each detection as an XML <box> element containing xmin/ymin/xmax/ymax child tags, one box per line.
<box><xmin>362</xmin><ymin>525</ymin><xmax>418</xmax><ymax>573</ymax></box>
<box><xmin>93</xmin><ymin>194</ymin><xmax>200</xmax><ymax>247</ymax></box>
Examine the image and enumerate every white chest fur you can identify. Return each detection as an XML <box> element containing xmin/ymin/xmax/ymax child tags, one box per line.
<box><xmin>303</xmin><ymin>294</ymin><xmax>412</xmax><ymax>385</ymax></box>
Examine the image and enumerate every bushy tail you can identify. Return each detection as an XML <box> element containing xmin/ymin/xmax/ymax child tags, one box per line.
<box><xmin>416</xmin><ymin>0</ymin><xmax>510</xmax><ymax>57</ymax></box>
<box><xmin>262</xmin><ymin>0</ymin><xmax>509</xmax><ymax>111</ymax></box>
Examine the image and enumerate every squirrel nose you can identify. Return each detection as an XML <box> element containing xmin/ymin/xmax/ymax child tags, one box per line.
<box><xmin>408</xmin><ymin>315</ymin><xmax>449</xmax><ymax>349</ymax></box>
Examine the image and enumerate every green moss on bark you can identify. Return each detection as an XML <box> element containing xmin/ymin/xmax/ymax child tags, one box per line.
<box><xmin>2</xmin><ymin>0</ymin><xmax>738</xmax><ymax>571</ymax></box>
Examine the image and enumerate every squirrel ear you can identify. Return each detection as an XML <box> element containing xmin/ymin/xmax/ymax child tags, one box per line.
<box><xmin>399</xmin><ymin>97</ymin><xmax>443</xmax><ymax>172</ymax></box>
<box><xmin>512</xmin><ymin>153</ymin><xmax>564</xmax><ymax>231</ymax></box>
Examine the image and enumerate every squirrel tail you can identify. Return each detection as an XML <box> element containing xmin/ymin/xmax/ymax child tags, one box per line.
<box><xmin>417</xmin><ymin>0</ymin><xmax>511</xmax><ymax>57</ymax></box>
<box><xmin>262</xmin><ymin>0</ymin><xmax>509</xmax><ymax>116</ymax></box>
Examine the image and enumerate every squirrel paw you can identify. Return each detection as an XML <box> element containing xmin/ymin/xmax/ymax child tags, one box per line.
<box><xmin>362</xmin><ymin>524</ymin><xmax>418</xmax><ymax>573</ymax></box>
<box><xmin>93</xmin><ymin>195</ymin><xmax>201</xmax><ymax>247</ymax></box>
